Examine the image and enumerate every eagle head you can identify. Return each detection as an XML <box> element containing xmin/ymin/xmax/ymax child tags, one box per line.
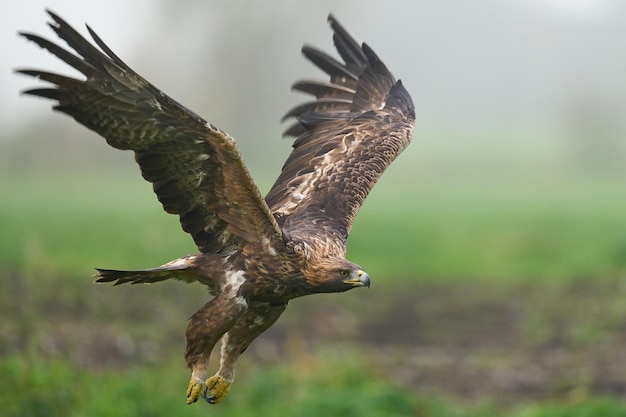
<box><xmin>308</xmin><ymin>259</ymin><xmax>371</xmax><ymax>293</ymax></box>
<box><xmin>339</xmin><ymin>265</ymin><xmax>371</xmax><ymax>289</ymax></box>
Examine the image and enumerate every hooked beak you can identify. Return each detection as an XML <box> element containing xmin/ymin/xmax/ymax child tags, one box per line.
<box><xmin>344</xmin><ymin>269</ymin><xmax>371</xmax><ymax>288</ymax></box>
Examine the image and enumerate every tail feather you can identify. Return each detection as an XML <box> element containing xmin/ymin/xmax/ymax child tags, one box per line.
<box><xmin>95</xmin><ymin>256</ymin><xmax>198</xmax><ymax>286</ymax></box>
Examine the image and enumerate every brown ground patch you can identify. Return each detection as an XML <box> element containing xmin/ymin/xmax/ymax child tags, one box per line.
<box><xmin>257</xmin><ymin>278</ymin><xmax>626</xmax><ymax>404</ymax></box>
<box><xmin>3</xmin><ymin>273</ymin><xmax>626</xmax><ymax>404</ymax></box>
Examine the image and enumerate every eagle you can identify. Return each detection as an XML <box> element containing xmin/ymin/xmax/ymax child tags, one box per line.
<box><xmin>18</xmin><ymin>10</ymin><xmax>415</xmax><ymax>405</ymax></box>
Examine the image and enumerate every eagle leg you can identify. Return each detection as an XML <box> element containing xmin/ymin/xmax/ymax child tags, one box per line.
<box><xmin>206</xmin><ymin>302</ymin><xmax>290</xmax><ymax>403</ymax></box>
<box><xmin>184</xmin><ymin>293</ymin><xmax>248</xmax><ymax>405</ymax></box>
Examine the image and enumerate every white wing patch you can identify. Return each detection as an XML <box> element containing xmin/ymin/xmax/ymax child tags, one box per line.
<box><xmin>262</xmin><ymin>237</ymin><xmax>278</xmax><ymax>256</ymax></box>
<box><xmin>224</xmin><ymin>269</ymin><xmax>245</xmax><ymax>288</ymax></box>
<box><xmin>222</xmin><ymin>269</ymin><xmax>248</xmax><ymax>307</ymax></box>
<box><xmin>273</xmin><ymin>134</ymin><xmax>357</xmax><ymax>217</ymax></box>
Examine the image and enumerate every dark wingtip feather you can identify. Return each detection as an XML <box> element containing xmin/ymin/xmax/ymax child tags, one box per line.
<box><xmin>361</xmin><ymin>42</ymin><xmax>389</xmax><ymax>74</ymax></box>
<box><xmin>18</xmin><ymin>31</ymin><xmax>43</xmax><ymax>44</ymax></box>
<box><xmin>282</xmin><ymin>122</ymin><xmax>306</xmax><ymax>138</ymax></box>
<box><xmin>302</xmin><ymin>46</ymin><xmax>358</xmax><ymax>80</ymax></box>
<box><xmin>19</xmin><ymin>87</ymin><xmax>64</xmax><ymax>100</ymax></box>
<box><xmin>18</xmin><ymin>31</ymin><xmax>94</xmax><ymax>76</ymax></box>
<box><xmin>45</xmin><ymin>8</ymin><xmax>63</xmax><ymax>22</ymax></box>
<box><xmin>281</xmin><ymin>98</ymin><xmax>352</xmax><ymax>122</ymax></box>
<box><xmin>291</xmin><ymin>80</ymin><xmax>355</xmax><ymax>99</ymax></box>
<box><xmin>45</xmin><ymin>9</ymin><xmax>85</xmax><ymax>43</ymax></box>
<box><xmin>85</xmin><ymin>23</ymin><xmax>131</xmax><ymax>70</ymax></box>
<box><xmin>327</xmin><ymin>14</ymin><xmax>367</xmax><ymax>66</ymax></box>
<box><xmin>14</xmin><ymin>68</ymin><xmax>38</xmax><ymax>76</ymax></box>
<box><xmin>385</xmin><ymin>79</ymin><xmax>415</xmax><ymax>119</ymax></box>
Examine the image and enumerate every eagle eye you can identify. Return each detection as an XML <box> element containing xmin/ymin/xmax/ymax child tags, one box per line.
<box><xmin>340</xmin><ymin>270</ymin><xmax>350</xmax><ymax>277</ymax></box>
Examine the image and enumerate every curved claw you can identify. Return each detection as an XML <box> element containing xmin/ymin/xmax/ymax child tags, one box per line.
<box><xmin>201</xmin><ymin>375</ymin><xmax>231</xmax><ymax>404</ymax></box>
<box><xmin>201</xmin><ymin>386</ymin><xmax>217</xmax><ymax>404</ymax></box>
<box><xmin>186</xmin><ymin>377</ymin><xmax>204</xmax><ymax>404</ymax></box>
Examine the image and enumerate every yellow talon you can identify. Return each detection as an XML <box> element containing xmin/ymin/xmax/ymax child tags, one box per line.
<box><xmin>186</xmin><ymin>375</ymin><xmax>231</xmax><ymax>405</ymax></box>
<box><xmin>186</xmin><ymin>377</ymin><xmax>204</xmax><ymax>404</ymax></box>
<box><xmin>203</xmin><ymin>375</ymin><xmax>231</xmax><ymax>404</ymax></box>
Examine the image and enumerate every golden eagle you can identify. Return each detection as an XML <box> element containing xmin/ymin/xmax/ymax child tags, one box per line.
<box><xmin>18</xmin><ymin>10</ymin><xmax>415</xmax><ymax>405</ymax></box>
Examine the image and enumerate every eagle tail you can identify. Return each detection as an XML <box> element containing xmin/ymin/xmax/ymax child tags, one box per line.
<box><xmin>95</xmin><ymin>256</ymin><xmax>198</xmax><ymax>286</ymax></box>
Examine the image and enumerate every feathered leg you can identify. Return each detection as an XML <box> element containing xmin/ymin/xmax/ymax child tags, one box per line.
<box><xmin>185</xmin><ymin>293</ymin><xmax>248</xmax><ymax>404</ymax></box>
<box><xmin>202</xmin><ymin>302</ymin><xmax>288</xmax><ymax>404</ymax></box>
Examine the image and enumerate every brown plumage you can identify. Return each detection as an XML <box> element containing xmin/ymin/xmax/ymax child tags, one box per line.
<box><xmin>17</xmin><ymin>10</ymin><xmax>415</xmax><ymax>405</ymax></box>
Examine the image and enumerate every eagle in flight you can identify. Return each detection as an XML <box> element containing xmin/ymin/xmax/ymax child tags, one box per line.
<box><xmin>18</xmin><ymin>10</ymin><xmax>415</xmax><ymax>405</ymax></box>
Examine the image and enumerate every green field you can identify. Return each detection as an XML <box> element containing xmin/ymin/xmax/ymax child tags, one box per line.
<box><xmin>2</xmin><ymin>174</ymin><xmax>626</xmax><ymax>416</ymax></box>
<box><xmin>3</xmin><ymin>175</ymin><xmax>625</xmax><ymax>281</ymax></box>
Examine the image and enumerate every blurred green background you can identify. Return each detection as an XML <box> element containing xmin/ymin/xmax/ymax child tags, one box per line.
<box><xmin>2</xmin><ymin>1</ymin><xmax>626</xmax><ymax>416</ymax></box>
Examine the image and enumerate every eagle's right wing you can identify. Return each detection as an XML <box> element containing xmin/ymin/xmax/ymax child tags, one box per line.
<box><xmin>18</xmin><ymin>10</ymin><xmax>282</xmax><ymax>255</ymax></box>
<box><xmin>265</xmin><ymin>15</ymin><xmax>415</xmax><ymax>258</ymax></box>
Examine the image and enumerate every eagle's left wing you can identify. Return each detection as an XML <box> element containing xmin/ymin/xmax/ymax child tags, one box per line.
<box><xmin>18</xmin><ymin>10</ymin><xmax>283</xmax><ymax>255</ymax></box>
<box><xmin>265</xmin><ymin>15</ymin><xmax>415</xmax><ymax>257</ymax></box>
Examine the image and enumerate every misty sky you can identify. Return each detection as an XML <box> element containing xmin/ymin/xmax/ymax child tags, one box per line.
<box><xmin>3</xmin><ymin>0</ymin><xmax>626</xmax><ymax>137</ymax></box>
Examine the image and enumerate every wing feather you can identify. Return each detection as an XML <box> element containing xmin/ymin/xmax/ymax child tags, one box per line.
<box><xmin>265</xmin><ymin>14</ymin><xmax>415</xmax><ymax>257</ymax></box>
<box><xmin>18</xmin><ymin>10</ymin><xmax>282</xmax><ymax>254</ymax></box>
<box><xmin>291</xmin><ymin>80</ymin><xmax>355</xmax><ymax>99</ymax></box>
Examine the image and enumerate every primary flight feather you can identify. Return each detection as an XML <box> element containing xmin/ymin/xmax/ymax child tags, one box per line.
<box><xmin>18</xmin><ymin>10</ymin><xmax>415</xmax><ymax>405</ymax></box>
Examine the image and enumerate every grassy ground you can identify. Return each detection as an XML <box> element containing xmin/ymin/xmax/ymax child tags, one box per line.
<box><xmin>2</xmin><ymin>175</ymin><xmax>625</xmax><ymax>281</ymax></box>
<box><xmin>1</xmin><ymin>175</ymin><xmax>626</xmax><ymax>416</ymax></box>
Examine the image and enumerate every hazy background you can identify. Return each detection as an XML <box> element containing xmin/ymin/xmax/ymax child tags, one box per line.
<box><xmin>3</xmin><ymin>0</ymin><xmax>626</xmax><ymax>188</ymax></box>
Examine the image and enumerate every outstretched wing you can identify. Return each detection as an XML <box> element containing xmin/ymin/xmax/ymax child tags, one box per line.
<box><xmin>265</xmin><ymin>15</ymin><xmax>415</xmax><ymax>257</ymax></box>
<box><xmin>18</xmin><ymin>10</ymin><xmax>282</xmax><ymax>254</ymax></box>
